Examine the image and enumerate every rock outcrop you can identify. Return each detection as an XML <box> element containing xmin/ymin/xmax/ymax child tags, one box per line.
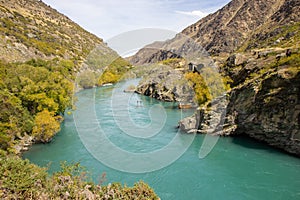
<box><xmin>179</xmin><ymin>58</ymin><xmax>300</xmax><ymax>156</ymax></box>
<box><xmin>136</xmin><ymin>66</ymin><xmax>195</xmax><ymax>103</ymax></box>
<box><xmin>223</xmin><ymin>69</ymin><xmax>300</xmax><ymax>155</ymax></box>
<box><xmin>178</xmin><ymin>95</ymin><xmax>229</xmax><ymax>135</ymax></box>
<box><xmin>178</xmin><ymin>112</ymin><xmax>200</xmax><ymax>133</ymax></box>
<box><xmin>162</xmin><ymin>0</ymin><xmax>300</xmax><ymax>156</ymax></box>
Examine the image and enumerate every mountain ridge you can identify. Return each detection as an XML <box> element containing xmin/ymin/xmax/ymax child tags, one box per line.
<box><xmin>129</xmin><ymin>0</ymin><xmax>300</xmax><ymax>156</ymax></box>
<box><xmin>130</xmin><ymin>0</ymin><xmax>299</xmax><ymax>65</ymax></box>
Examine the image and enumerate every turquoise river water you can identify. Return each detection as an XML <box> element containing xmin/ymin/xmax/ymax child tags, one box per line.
<box><xmin>23</xmin><ymin>79</ymin><xmax>300</xmax><ymax>200</ymax></box>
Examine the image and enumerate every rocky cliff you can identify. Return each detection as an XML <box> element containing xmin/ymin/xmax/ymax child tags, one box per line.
<box><xmin>131</xmin><ymin>0</ymin><xmax>300</xmax><ymax>156</ymax></box>
<box><xmin>135</xmin><ymin>66</ymin><xmax>195</xmax><ymax>103</ymax></box>
<box><xmin>224</xmin><ymin>68</ymin><xmax>300</xmax><ymax>155</ymax></box>
<box><xmin>179</xmin><ymin>51</ymin><xmax>300</xmax><ymax>155</ymax></box>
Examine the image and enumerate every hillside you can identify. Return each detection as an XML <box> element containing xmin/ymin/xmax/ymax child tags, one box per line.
<box><xmin>0</xmin><ymin>0</ymin><xmax>159</xmax><ymax>199</ymax></box>
<box><xmin>130</xmin><ymin>0</ymin><xmax>300</xmax><ymax>156</ymax></box>
<box><xmin>130</xmin><ymin>0</ymin><xmax>299</xmax><ymax>64</ymax></box>
<box><xmin>0</xmin><ymin>0</ymin><xmax>103</xmax><ymax>63</ymax></box>
<box><xmin>0</xmin><ymin>0</ymin><xmax>110</xmax><ymax>153</ymax></box>
<box><xmin>0</xmin><ymin>0</ymin><xmax>134</xmax><ymax>152</ymax></box>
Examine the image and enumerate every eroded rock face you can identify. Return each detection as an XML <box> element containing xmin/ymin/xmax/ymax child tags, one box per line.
<box><xmin>136</xmin><ymin>67</ymin><xmax>195</xmax><ymax>103</ymax></box>
<box><xmin>181</xmin><ymin>69</ymin><xmax>300</xmax><ymax>156</ymax></box>
<box><xmin>226</xmin><ymin>53</ymin><xmax>248</xmax><ymax>67</ymax></box>
<box><xmin>178</xmin><ymin>95</ymin><xmax>229</xmax><ymax>135</ymax></box>
<box><xmin>225</xmin><ymin>70</ymin><xmax>300</xmax><ymax>156</ymax></box>
<box><xmin>178</xmin><ymin>112</ymin><xmax>200</xmax><ymax>133</ymax></box>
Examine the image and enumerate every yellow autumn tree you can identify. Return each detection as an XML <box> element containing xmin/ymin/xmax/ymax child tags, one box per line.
<box><xmin>98</xmin><ymin>71</ymin><xmax>120</xmax><ymax>85</ymax></box>
<box><xmin>32</xmin><ymin>110</ymin><xmax>62</xmax><ymax>143</ymax></box>
<box><xmin>185</xmin><ymin>72</ymin><xmax>212</xmax><ymax>105</ymax></box>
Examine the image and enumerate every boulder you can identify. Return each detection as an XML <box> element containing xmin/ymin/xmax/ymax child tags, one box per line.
<box><xmin>178</xmin><ymin>114</ymin><xmax>198</xmax><ymax>133</ymax></box>
<box><xmin>226</xmin><ymin>53</ymin><xmax>248</xmax><ymax>66</ymax></box>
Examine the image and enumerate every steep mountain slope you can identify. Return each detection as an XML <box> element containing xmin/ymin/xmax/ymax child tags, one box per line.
<box><xmin>0</xmin><ymin>0</ymin><xmax>102</xmax><ymax>63</ymax></box>
<box><xmin>130</xmin><ymin>0</ymin><xmax>300</xmax><ymax>156</ymax></box>
<box><xmin>130</xmin><ymin>0</ymin><xmax>299</xmax><ymax>64</ymax></box>
<box><xmin>0</xmin><ymin>0</ymin><xmax>127</xmax><ymax>152</ymax></box>
<box><xmin>241</xmin><ymin>0</ymin><xmax>300</xmax><ymax>50</ymax></box>
<box><xmin>181</xmin><ymin>0</ymin><xmax>286</xmax><ymax>54</ymax></box>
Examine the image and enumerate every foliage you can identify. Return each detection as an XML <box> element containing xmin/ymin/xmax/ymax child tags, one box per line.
<box><xmin>0</xmin><ymin>155</ymin><xmax>48</xmax><ymax>199</ymax></box>
<box><xmin>161</xmin><ymin>58</ymin><xmax>185</xmax><ymax>68</ymax></box>
<box><xmin>185</xmin><ymin>68</ymin><xmax>228</xmax><ymax>105</ymax></box>
<box><xmin>0</xmin><ymin>59</ymin><xmax>74</xmax><ymax>151</ymax></box>
<box><xmin>0</xmin><ymin>4</ymin><xmax>158</xmax><ymax>199</ymax></box>
<box><xmin>248</xmin><ymin>51</ymin><xmax>300</xmax><ymax>81</ymax></box>
<box><xmin>98</xmin><ymin>71</ymin><xmax>120</xmax><ymax>85</ymax></box>
<box><xmin>97</xmin><ymin>57</ymin><xmax>132</xmax><ymax>86</ymax></box>
<box><xmin>185</xmin><ymin>72</ymin><xmax>211</xmax><ymax>105</ymax></box>
<box><xmin>274</xmin><ymin>51</ymin><xmax>300</xmax><ymax>70</ymax></box>
<box><xmin>79</xmin><ymin>55</ymin><xmax>132</xmax><ymax>87</ymax></box>
<box><xmin>78</xmin><ymin>70</ymin><xmax>96</xmax><ymax>89</ymax></box>
<box><xmin>0</xmin><ymin>156</ymin><xmax>159</xmax><ymax>199</ymax></box>
<box><xmin>200</xmin><ymin>67</ymin><xmax>230</xmax><ymax>97</ymax></box>
<box><xmin>238</xmin><ymin>22</ymin><xmax>300</xmax><ymax>51</ymax></box>
<box><xmin>0</xmin><ymin>90</ymin><xmax>33</xmax><ymax>150</ymax></box>
<box><xmin>32</xmin><ymin>110</ymin><xmax>62</xmax><ymax>143</ymax></box>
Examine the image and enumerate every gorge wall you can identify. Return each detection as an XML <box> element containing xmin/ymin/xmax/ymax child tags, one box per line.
<box><xmin>130</xmin><ymin>0</ymin><xmax>300</xmax><ymax>156</ymax></box>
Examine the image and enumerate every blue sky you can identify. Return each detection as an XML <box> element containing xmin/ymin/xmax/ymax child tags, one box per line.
<box><xmin>43</xmin><ymin>0</ymin><xmax>231</xmax><ymax>41</ymax></box>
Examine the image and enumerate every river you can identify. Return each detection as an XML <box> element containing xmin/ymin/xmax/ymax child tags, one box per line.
<box><xmin>23</xmin><ymin>79</ymin><xmax>300</xmax><ymax>200</ymax></box>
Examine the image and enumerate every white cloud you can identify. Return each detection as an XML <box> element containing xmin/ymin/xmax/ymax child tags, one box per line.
<box><xmin>175</xmin><ymin>10</ymin><xmax>208</xmax><ymax>18</ymax></box>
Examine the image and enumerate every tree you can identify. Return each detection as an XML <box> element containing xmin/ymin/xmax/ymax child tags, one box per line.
<box><xmin>185</xmin><ymin>72</ymin><xmax>211</xmax><ymax>105</ymax></box>
<box><xmin>32</xmin><ymin>110</ymin><xmax>62</xmax><ymax>143</ymax></box>
<box><xmin>78</xmin><ymin>71</ymin><xmax>96</xmax><ymax>89</ymax></box>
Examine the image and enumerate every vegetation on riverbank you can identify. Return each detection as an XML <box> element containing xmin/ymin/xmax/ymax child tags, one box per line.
<box><xmin>0</xmin><ymin>57</ymin><xmax>158</xmax><ymax>198</ymax></box>
<box><xmin>0</xmin><ymin>0</ymin><xmax>158</xmax><ymax>198</ymax></box>
<box><xmin>0</xmin><ymin>153</ymin><xmax>159</xmax><ymax>199</ymax></box>
<box><xmin>97</xmin><ymin>57</ymin><xmax>133</xmax><ymax>86</ymax></box>
<box><xmin>0</xmin><ymin>59</ymin><xmax>74</xmax><ymax>153</ymax></box>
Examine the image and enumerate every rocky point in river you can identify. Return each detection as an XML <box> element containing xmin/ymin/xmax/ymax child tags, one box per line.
<box><xmin>136</xmin><ymin>66</ymin><xmax>195</xmax><ymax>104</ymax></box>
<box><xmin>130</xmin><ymin>0</ymin><xmax>300</xmax><ymax>156</ymax></box>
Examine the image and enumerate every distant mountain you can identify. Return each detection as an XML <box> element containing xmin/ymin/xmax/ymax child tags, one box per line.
<box><xmin>130</xmin><ymin>0</ymin><xmax>300</xmax><ymax>156</ymax></box>
<box><xmin>0</xmin><ymin>0</ymin><xmax>103</xmax><ymax>63</ymax></box>
<box><xmin>130</xmin><ymin>0</ymin><xmax>299</xmax><ymax>64</ymax></box>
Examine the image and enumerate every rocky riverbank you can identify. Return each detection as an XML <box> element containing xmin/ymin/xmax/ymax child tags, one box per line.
<box><xmin>178</xmin><ymin>51</ymin><xmax>300</xmax><ymax>156</ymax></box>
<box><xmin>135</xmin><ymin>66</ymin><xmax>196</xmax><ymax>104</ymax></box>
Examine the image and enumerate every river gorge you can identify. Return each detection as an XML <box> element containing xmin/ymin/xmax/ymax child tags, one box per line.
<box><xmin>24</xmin><ymin>79</ymin><xmax>300</xmax><ymax>200</ymax></box>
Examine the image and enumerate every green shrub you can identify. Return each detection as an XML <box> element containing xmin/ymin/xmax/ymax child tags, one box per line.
<box><xmin>32</xmin><ymin>110</ymin><xmax>62</xmax><ymax>143</ymax></box>
<box><xmin>161</xmin><ymin>58</ymin><xmax>185</xmax><ymax>68</ymax></box>
<box><xmin>78</xmin><ymin>71</ymin><xmax>96</xmax><ymax>89</ymax></box>
<box><xmin>185</xmin><ymin>72</ymin><xmax>211</xmax><ymax>105</ymax></box>
<box><xmin>0</xmin><ymin>59</ymin><xmax>74</xmax><ymax>151</ymax></box>
<box><xmin>0</xmin><ymin>157</ymin><xmax>160</xmax><ymax>199</ymax></box>
<box><xmin>0</xmin><ymin>155</ymin><xmax>48</xmax><ymax>199</ymax></box>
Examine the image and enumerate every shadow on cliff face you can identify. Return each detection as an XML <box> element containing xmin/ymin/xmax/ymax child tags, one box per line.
<box><xmin>231</xmin><ymin>134</ymin><xmax>290</xmax><ymax>155</ymax></box>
